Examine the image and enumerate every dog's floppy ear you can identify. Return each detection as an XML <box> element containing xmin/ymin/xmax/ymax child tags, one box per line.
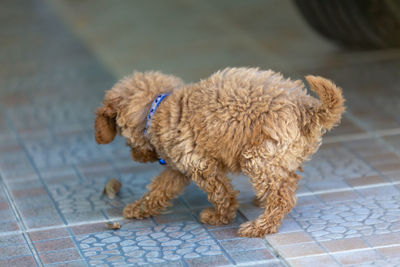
<box><xmin>95</xmin><ymin>105</ymin><xmax>117</xmax><ymax>144</ymax></box>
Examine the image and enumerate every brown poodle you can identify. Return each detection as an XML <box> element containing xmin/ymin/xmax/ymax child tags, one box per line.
<box><xmin>95</xmin><ymin>68</ymin><xmax>345</xmax><ymax>237</ymax></box>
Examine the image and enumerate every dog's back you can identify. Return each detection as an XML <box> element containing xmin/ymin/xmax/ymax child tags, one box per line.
<box><xmin>184</xmin><ymin>67</ymin><xmax>344</xmax><ymax>172</ymax></box>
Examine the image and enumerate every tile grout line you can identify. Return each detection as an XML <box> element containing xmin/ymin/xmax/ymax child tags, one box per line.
<box><xmin>0</xmin><ymin>174</ymin><xmax>43</xmax><ymax>266</ymax></box>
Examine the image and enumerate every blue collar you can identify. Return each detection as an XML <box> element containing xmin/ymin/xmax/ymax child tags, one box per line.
<box><xmin>145</xmin><ymin>93</ymin><xmax>169</xmax><ymax>134</ymax></box>
<box><xmin>144</xmin><ymin>93</ymin><xmax>169</xmax><ymax>165</ymax></box>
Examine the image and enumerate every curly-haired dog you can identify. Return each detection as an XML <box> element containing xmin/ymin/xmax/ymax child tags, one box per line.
<box><xmin>95</xmin><ymin>67</ymin><xmax>345</xmax><ymax>237</ymax></box>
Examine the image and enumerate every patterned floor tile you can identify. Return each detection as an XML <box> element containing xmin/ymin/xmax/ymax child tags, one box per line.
<box><xmin>152</xmin><ymin>209</ymin><xmax>197</xmax><ymax>225</ymax></box>
<box><xmin>228</xmin><ymin>249</ymin><xmax>275</xmax><ymax>265</ymax></box>
<box><xmin>64</xmin><ymin>211</ymin><xmax>107</xmax><ymax>225</ymax></box>
<box><xmin>28</xmin><ymin>228</ymin><xmax>70</xmax><ymax>242</ymax></box>
<box><xmin>220</xmin><ymin>238</ymin><xmax>267</xmax><ymax>252</ymax></box>
<box><xmin>209</xmin><ymin>227</ymin><xmax>239</xmax><ymax>240</ymax></box>
<box><xmin>266</xmin><ymin>231</ymin><xmax>313</xmax><ymax>247</ymax></box>
<box><xmin>363</xmin><ymin>232</ymin><xmax>400</xmax><ymax>247</ymax></box>
<box><xmin>0</xmin><ymin>221</ymin><xmax>20</xmax><ymax>233</ymax></box>
<box><xmin>25</xmin><ymin>131</ymin><xmax>129</xmax><ymax>169</ymax></box>
<box><xmin>320</xmin><ymin>237</ymin><xmax>369</xmax><ymax>253</ymax></box>
<box><xmin>302</xmin><ymin>143</ymin><xmax>377</xmax><ymax>183</ymax></box>
<box><xmin>39</xmin><ymin>248</ymin><xmax>83</xmax><ymax>265</ymax></box>
<box><xmin>377</xmin><ymin>245</ymin><xmax>400</xmax><ymax>259</ymax></box>
<box><xmin>34</xmin><ymin>237</ymin><xmax>76</xmax><ymax>253</ymax></box>
<box><xmin>0</xmin><ymin>244</ymin><xmax>31</xmax><ymax>258</ymax></box>
<box><xmin>46</xmin><ymin>260</ymin><xmax>88</xmax><ymax>267</ymax></box>
<box><xmin>0</xmin><ymin>255</ymin><xmax>37</xmax><ymax>267</ymax></box>
<box><xmin>75</xmin><ymin>222</ymin><xmax>223</xmax><ymax>266</ymax></box>
<box><xmin>11</xmin><ymin>191</ymin><xmax>65</xmax><ymax>230</ymax></box>
<box><xmin>0</xmin><ymin>152</ymin><xmax>36</xmax><ymax>183</ymax></box>
<box><xmin>0</xmin><ymin>199</ymin><xmax>18</xmax><ymax>232</ymax></box>
<box><xmin>71</xmin><ymin>222</ymin><xmax>119</xmax><ymax>236</ymax></box>
<box><xmin>23</xmin><ymin>215</ymin><xmax>65</xmax><ymax>230</ymax></box>
<box><xmin>351</xmin><ymin>257</ymin><xmax>400</xmax><ymax>267</ymax></box>
<box><xmin>382</xmin><ymin>135</ymin><xmax>400</xmax><ymax>154</ymax></box>
<box><xmin>184</xmin><ymin>254</ymin><xmax>231</xmax><ymax>267</ymax></box>
<box><xmin>291</xmin><ymin>193</ymin><xmax>400</xmax><ymax>242</ymax></box>
<box><xmin>288</xmin><ymin>254</ymin><xmax>340</xmax><ymax>267</ymax></box>
<box><xmin>332</xmin><ymin>249</ymin><xmax>384</xmax><ymax>266</ymax></box>
<box><xmin>0</xmin><ymin>233</ymin><xmax>26</xmax><ymax>247</ymax></box>
<box><xmin>44</xmin><ymin>167</ymin><xmax>171</xmax><ymax>225</ymax></box>
<box><xmin>275</xmin><ymin>242</ymin><xmax>325</xmax><ymax>258</ymax></box>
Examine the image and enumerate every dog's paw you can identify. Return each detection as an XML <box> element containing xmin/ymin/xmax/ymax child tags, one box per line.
<box><xmin>199</xmin><ymin>208</ymin><xmax>233</xmax><ymax>226</ymax></box>
<box><xmin>123</xmin><ymin>201</ymin><xmax>150</xmax><ymax>219</ymax></box>
<box><xmin>237</xmin><ymin>221</ymin><xmax>278</xmax><ymax>238</ymax></box>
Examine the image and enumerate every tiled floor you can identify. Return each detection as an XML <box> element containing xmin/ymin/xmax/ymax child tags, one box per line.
<box><xmin>1</xmin><ymin>0</ymin><xmax>400</xmax><ymax>266</ymax></box>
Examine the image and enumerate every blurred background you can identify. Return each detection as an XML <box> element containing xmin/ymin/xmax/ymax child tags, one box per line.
<box><xmin>3</xmin><ymin>0</ymin><xmax>400</xmax><ymax>138</ymax></box>
<box><xmin>1</xmin><ymin>0</ymin><xmax>400</xmax><ymax>266</ymax></box>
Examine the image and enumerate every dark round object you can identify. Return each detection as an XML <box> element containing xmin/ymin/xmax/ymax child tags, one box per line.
<box><xmin>293</xmin><ymin>0</ymin><xmax>400</xmax><ymax>48</ymax></box>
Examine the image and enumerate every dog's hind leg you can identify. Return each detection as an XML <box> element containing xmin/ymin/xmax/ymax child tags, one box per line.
<box><xmin>123</xmin><ymin>168</ymin><xmax>189</xmax><ymax>219</ymax></box>
<box><xmin>238</xmin><ymin>158</ymin><xmax>299</xmax><ymax>237</ymax></box>
<box><xmin>187</xmin><ymin>158</ymin><xmax>239</xmax><ymax>225</ymax></box>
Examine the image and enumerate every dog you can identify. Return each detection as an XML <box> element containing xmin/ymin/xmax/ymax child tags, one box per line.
<box><xmin>95</xmin><ymin>67</ymin><xmax>345</xmax><ymax>237</ymax></box>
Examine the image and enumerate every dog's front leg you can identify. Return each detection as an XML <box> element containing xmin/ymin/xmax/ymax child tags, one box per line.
<box><xmin>188</xmin><ymin>159</ymin><xmax>239</xmax><ymax>226</ymax></box>
<box><xmin>123</xmin><ymin>168</ymin><xmax>189</xmax><ymax>219</ymax></box>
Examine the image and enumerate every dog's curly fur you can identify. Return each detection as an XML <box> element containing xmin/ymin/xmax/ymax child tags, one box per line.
<box><xmin>95</xmin><ymin>67</ymin><xmax>345</xmax><ymax>237</ymax></box>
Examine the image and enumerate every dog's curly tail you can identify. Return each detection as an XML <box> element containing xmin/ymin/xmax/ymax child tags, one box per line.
<box><xmin>305</xmin><ymin>75</ymin><xmax>346</xmax><ymax>131</ymax></box>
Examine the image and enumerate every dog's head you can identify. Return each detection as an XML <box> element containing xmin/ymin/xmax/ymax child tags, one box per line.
<box><xmin>94</xmin><ymin>71</ymin><xmax>184</xmax><ymax>162</ymax></box>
